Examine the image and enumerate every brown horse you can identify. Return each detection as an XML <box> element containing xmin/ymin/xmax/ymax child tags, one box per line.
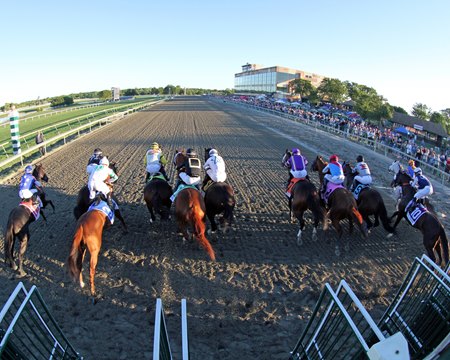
<box><xmin>174</xmin><ymin>149</ymin><xmax>215</xmax><ymax>260</ymax></box>
<box><xmin>203</xmin><ymin>148</ymin><xmax>236</xmax><ymax>233</ymax></box>
<box><xmin>32</xmin><ymin>163</ymin><xmax>55</xmax><ymax>212</ymax></box>
<box><xmin>311</xmin><ymin>155</ymin><xmax>368</xmax><ymax>256</ymax></box>
<box><xmin>73</xmin><ymin>162</ymin><xmax>127</xmax><ymax>231</ymax></box>
<box><xmin>67</xmin><ymin>200</ymin><xmax>110</xmax><ymax>299</ymax></box>
<box><xmin>4</xmin><ymin>196</ymin><xmax>45</xmax><ymax>277</ymax></box>
<box><xmin>143</xmin><ymin>174</ymin><xmax>173</xmax><ymax>222</ymax></box>
<box><xmin>343</xmin><ymin>162</ymin><xmax>395</xmax><ymax>235</ymax></box>
<box><xmin>391</xmin><ymin>171</ymin><xmax>449</xmax><ymax>268</ymax></box>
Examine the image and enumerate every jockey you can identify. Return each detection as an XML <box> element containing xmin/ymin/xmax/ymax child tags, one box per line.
<box><xmin>18</xmin><ymin>165</ymin><xmax>43</xmax><ymax>202</ymax></box>
<box><xmin>144</xmin><ymin>142</ymin><xmax>169</xmax><ymax>182</ymax></box>
<box><xmin>321</xmin><ymin>154</ymin><xmax>345</xmax><ymax>195</ymax></box>
<box><xmin>175</xmin><ymin>148</ymin><xmax>202</xmax><ymax>191</ymax></box>
<box><xmin>87</xmin><ymin>148</ymin><xmax>103</xmax><ymax>174</ymax></box>
<box><xmin>284</xmin><ymin>148</ymin><xmax>308</xmax><ymax>182</ymax></box>
<box><xmin>410</xmin><ymin>167</ymin><xmax>433</xmax><ymax>206</ymax></box>
<box><xmin>350</xmin><ymin>155</ymin><xmax>372</xmax><ymax>191</ymax></box>
<box><xmin>407</xmin><ymin>159</ymin><xmax>416</xmax><ymax>178</ymax></box>
<box><xmin>202</xmin><ymin>148</ymin><xmax>227</xmax><ymax>190</ymax></box>
<box><xmin>87</xmin><ymin>156</ymin><xmax>118</xmax><ymax>210</ymax></box>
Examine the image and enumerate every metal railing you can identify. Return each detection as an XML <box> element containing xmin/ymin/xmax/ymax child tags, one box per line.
<box><xmin>0</xmin><ymin>282</ymin><xmax>82</xmax><ymax>359</ymax></box>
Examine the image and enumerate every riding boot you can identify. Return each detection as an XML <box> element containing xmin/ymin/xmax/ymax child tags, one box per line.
<box><xmin>144</xmin><ymin>172</ymin><xmax>150</xmax><ymax>184</ymax></box>
<box><xmin>106</xmin><ymin>194</ymin><xmax>115</xmax><ymax>212</ymax></box>
<box><xmin>160</xmin><ymin>167</ymin><xmax>170</xmax><ymax>182</ymax></box>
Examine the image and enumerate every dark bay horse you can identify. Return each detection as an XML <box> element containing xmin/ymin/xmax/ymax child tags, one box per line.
<box><xmin>343</xmin><ymin>162</ymin><xmax>394</xmax><ymax>235</ymax></box>
<box><xmin>203</xmin><ymin>148</ymin><xmax>236</xmax><ymax>233</ymax></box>
<box><xmin>281</xmin><ymin>150</ymin><xmax>325</xmax><ymax>245</ymax></box>
<box><xmin>174</xmin><ymin>149</ymin><xmax>215</xmax><ymax>260</ymax></box>
<box><xmin>143</xmin><ymin>174</ymin><xmax>173</xmax><ymax>222</ymax></box>
<box><xmin>73</xmin><ymin>162</ymin><xmax>127</xmax><ymax>231</ymax></box>
<box><xmin>311</xmin><ymin>155</ymin><xmax>368</xmax><ymax>256</ymax></box>
<box><xmin>4</xmin><ymin>196</ymin><xmax>44</xmax><ymax>277</ymax></box>
<box><xmin>391</xmin><ymin>171</ymin><xmax>449</xmax><ymax>268</ymax></box>
<box><xmin>67</xmin><ymin>201</ymin><xmax>110</xmax><ymax>299</ymax></box>
<box><xmin>33</xmin><ymin>164</ymin><xmax>55</xmax><ymax>212</ymax></box>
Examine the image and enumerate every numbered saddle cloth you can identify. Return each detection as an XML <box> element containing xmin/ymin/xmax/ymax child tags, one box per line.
<box><xmin>19</xmin><ymin>202</ymin><xmax>41</xmax><ymax>221</ymax></box>
<box><xmin>88</xmin><ymin>200</ymin><xmax>115</xmax><ymax>224</ymax></box>
<box><xmin>323</xmin><ymin>182</ymin><xmax>344</xmax><ymax>204</ymax></box>
<box><xmin>352</xmin><ymin>183</ymin><xmax>369</xmax><ymax>200</ymax></box>
<box><xmin>406</xmin><ymin>204</ymin><xmax>428</xmax><ymax>226</ymax></box>
<box><xmin>285</xmin><ymin>178</ymin><xmax>304</xmax><ymax>198</ymax></box>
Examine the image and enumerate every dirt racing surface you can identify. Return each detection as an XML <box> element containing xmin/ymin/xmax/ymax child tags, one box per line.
<box><xmin>1</xmin><ymin>97</ymin><xmax>448</xmax><ymax>359</ymax></box>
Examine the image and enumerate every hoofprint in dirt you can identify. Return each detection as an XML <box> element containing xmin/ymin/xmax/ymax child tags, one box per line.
<box><xmin>0</xmin><ymin>97</ymin><xmax>445</xmax><ymax>360</ymax></box>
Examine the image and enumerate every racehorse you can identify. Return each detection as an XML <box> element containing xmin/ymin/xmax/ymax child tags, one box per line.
<box><xmin>281</xmin><ymin>150</ymin><xmax>325</xmax><ymax>245</ymax></box>
<box><xmin>73</xmin><ymin>161</ymin><xmax>127</xmax><ymax>231</ymax></box>
<box><xmin>4</xmin><ymin>196</ymin><xmax>45</xmax><ymax>277</ymax></box>
<box><xmin>67</xmin><ymin>198</ymin><xmax>110</xmax><ymax>300</ymax></box>
<box><xmin>343</xmin><ymin>162</ymin><xmax>395</xmax><ymax>235</ymax></box>
<box><xmin>32</xmin><ymin>164</ymin><xmax>55</xmax><ymax>212</ymax></box>
<box><xmin>203</xmin><ymin>148</ymin><xmax>236</xmax><ymax>233</ymax></box>
<box><xmin>311</xmin><ymin>155</ymin><xmax>368</xmax><ymax>256</ymax></box>
<box><xmin>143</xmin><ymin>174</ymin><xmax>173</xmax><ymax>222</ymax></box>
<box><xmin>174</xmin><ymin>150</ymin><xmax>215</xmax><ymax>260</ymax></box>
<box><xmin>391</xmin><ymin>171</ymin><xmax>448</xmax><ymax>268</ymax></box>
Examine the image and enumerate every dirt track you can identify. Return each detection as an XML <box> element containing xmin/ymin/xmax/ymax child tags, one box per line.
<box><xmin>0</xmin><ymin>97</ymin><xmax>448</xmax><ymax>359</ymax></box>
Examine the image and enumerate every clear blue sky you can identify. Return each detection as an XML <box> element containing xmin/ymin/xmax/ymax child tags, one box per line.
<box><xmin>1</xmin><ymin>0</ymin><xmax>449</xmax><ymax>114</ymax></box>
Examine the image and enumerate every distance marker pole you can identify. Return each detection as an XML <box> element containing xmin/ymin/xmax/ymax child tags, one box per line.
<box><xmin>9</xmin><ymin>105</ymin><xmax>21</xmax><ymax>155</ymax></box>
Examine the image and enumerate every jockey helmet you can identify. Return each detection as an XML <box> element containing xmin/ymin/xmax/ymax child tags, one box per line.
<box><xmin>408</xmin><ymin>159</ymin><xmax>415</xmax><ymax>166</ymax></box>
<box><xmin>414</xmin><ymin>167</ymin><xmax>422</xmax><ymax>175</ymax></box>
<box><xmin>187</xmin><ymin>148</ymin><xmax>196</xmax><ymax>157</ymax></box>
<box><xmin>209</xmin><ymin>149</ymin><xmax>218</xmax><ymax>156</ymax></box>
<box><xmin>329</xmin><ymin>154</ymin><xmax>338</xmax><ymax>162</ymax></box>
<box><xmin>151</xmin><ymin>142</ymin><xmax>159</xmax><ymax>149</ymax></box>
<box><xmin>292</xmin><ymin>148</ymin><xmax>300</xmax><ymax>155</ymax></box>
<box><xmin>356</xmin><ymin>155</ymin><xmax>364</xmax><ymax>162</ymax></box>
<box><xmin>20</xmin><ymin>189</ymin><xmax>35</xmax><ymax>200</ymax></box>
<box><xmin>25</xmin><ymin>165</ymin><xmax>33</xmax><ymax>174</ymax></box>
<box><xmin>93</xmin><ymin>148</ymin><xmax>102</xmax><ymax>156</ymax></box>
<box><xmin>100</xmin><ymin>157</ymin><xmax>109</xmax><ymax>166</ymax></box>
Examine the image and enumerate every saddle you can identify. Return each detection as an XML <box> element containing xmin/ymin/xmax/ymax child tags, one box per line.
<box><xmin>88</xmin><ymin>199</ymin><xmax>115</xmax><ymax>224</ymax></box>
<box><xmin>352</xmin><ymin>183</ymin><xmax>369</xmax><ymax>200</ymax></box>
<box><xmin>170</xmin><ymin>184</ymin><xmax>199</xmax><ymax>202</ymax></box>
<box><xmin>148</xmin><ymin>172</ymin><xmax>166</xmax><ymax>182</ymax></box>
<box><xmin>322</xmin><ymin>182</ymin><xmax>345</xmax><ymax>204</ymax></box>
<box><xmin>406</xmin><ymin>202</ymin><xmax>428</xmax><ymax>226</ymax></box>
<box><xmin>203</xmin><ymin>179</ymin><xmax>214</xmax><ymax>192</ymax></box>
<box><xmin>285</xmin><ymin>178</ymin><xmax>306</xmax><ymax>199</ymax></box>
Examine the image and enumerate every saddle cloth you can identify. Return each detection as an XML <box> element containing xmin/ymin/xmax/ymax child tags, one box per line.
<box><xmin>323</xmin><ymin>182</ymin><xmax>345</xmax><ymax>204</ymax></box>
<box><xmin>352</xmin><ymin>183</ymin><xmax>369</xmax><ymax>200</ymax></box>
<box><xmin>88</xmin><ymin>200</ymin><xmax>115</xmax><ymax>224</ymax></box>
<box><xmin>285</xmin><ymin>178</ymin><xmax>305</xmax><ymax>198</ymax></box>
<box><xmin>148</xmin><ymin>173</ymin><xmax>166</xmax><ymax>182</ymax></box>
<box><xmin>406</xmin><ymin>203</ymin><xmax>428</xmax><ymax>226</ymax></box>
<box><xmin>170</xmin><ymin>184</ymin><xmax>198</xmax><ymax>202</ymax></box>
<box><xmin>19</xmin><ymin>202</ymin><xmax>41</xmax><ymax>221</ymax></box>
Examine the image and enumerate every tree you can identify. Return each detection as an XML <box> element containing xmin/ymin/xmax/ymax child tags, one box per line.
<box><xmin>412</xmin><ymin>103</ymin><xmax>431</xmax><ymax>120</ymax></box>
<box><xmin>98</xmin><ymin>90</ymin><xmax>111</xmax><ymax>102</ymax></box>
<box><xmin>392</xmin><ymin>106</ymin><xmax>408</xmax><ymax>115</ymax></box>
<box><xmin>317</xmin><ymin>78</ymin><xmax>347</xmax><ymax>105</ymax></box>
<box><xmin>291</xmin><ymin>78</ymin><xmax>315</xmax><ymax>99</ymax></box>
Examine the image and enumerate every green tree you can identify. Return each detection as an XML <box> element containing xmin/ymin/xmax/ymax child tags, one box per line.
<box><xmin>392</xmin><ymin>105</ymin><xmax>408</xmax><ymax>115</ymax></box>
<box><xmin>412</xmin><ymin>103</ymin><xmax>431</xmax><ymax>120</ymax></box>
<box><xmin>291</xmin><ymin>78</ymin><xmax>315</xmax><ymax>99</ymax></box>
<box><xmin>98</xmin><ymin>90</ymin><xmax>111</xmax><ymax>102</ymax></box>
<box><xmin>317</xmin><ymin>78</ymin><xmax>347</xmax><ymax>105</ymax></box>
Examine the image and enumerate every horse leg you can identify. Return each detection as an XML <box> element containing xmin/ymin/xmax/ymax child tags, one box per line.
<box><xmin>331</xmin><ymin>218</ymin><xmax>343</xmax><ymax>257</ymax></box>
<box><xmin>89</xmin><ymin>249</ymin><xmax>99</xmax><ymax>298</ymax></box>
<box><xmin>296</xmin><ymin>211</ymin><xmax>305</xmax><ymax>246</ymax></box>
<box><xmin>114</xmin><ymin>210</ymin><xmax>128</xmax><ymax>233</ymax></box>
<box><xmin>207</xmin><ymin>211</ymin><xmax>218</xmax><ymax>234</ymax></box>
<box><xmin>392</xmin><ymin>212</ymin><xmax>403</xmax><ymax>230</ymax></box>
<box><xmin>17</xmin><ymin>232</ymin><xmax>30</xmax><ymax>277</ymax></box>
<box><xmin>312</xmin><ymin>215</ymin><xmax>319</xmax><ymax>242</ymax></box>
<box><xmin>79</xmin><ymin>246</ymin><xmax>87</xmax><ymax>289</ymax></box>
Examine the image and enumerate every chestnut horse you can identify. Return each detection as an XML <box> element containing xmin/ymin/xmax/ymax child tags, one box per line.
<box><xmin>391</xmin><ymin>171</ymin><xmax>448</xmax><ymax>268</ymax></box>
<box><xmin>282</xmin><ymin>150</ymin><xmax>325</xmax><ymax>245</ymax></box>
<box><xmin>311</xmin><ymin>155</ymin><xmax>368</xmax><ymax>256</ymax></box>
<box><xmin>73</xmin><ymin>161</ymin><xmax>127</xmax><ymax>231</ymax></box>
<box><xmin>174</xmin><ymin>150</ymin><xmax>215</xmax><ymax>260</ymax></box>
<box><xmin>343</xmin><ymin>162</ymin><xmax>395</xmax><ymax>235</ymax></box>
<box><xmin>4</xmin><ymin>196</ymin><xmax>45</xmax><ymax>277</ymax></box>
<box><xmin>203</xmin><ymin>148</ymin><xmax>236</xmax><ymax>233</ymax></box>
<box><xmin>32</xmin><ymin>164</ymin><xmax>55</xmax><ymax>212</ymax></box>
<box><xmin>67</xmin><ymin>199</ymin><xmax>110</xmax><ymax>299</ymax></box>
<box><xmin>143</xmin><ymin>174</ymin><xmax>173</xmax><ymax>222</ymax></box>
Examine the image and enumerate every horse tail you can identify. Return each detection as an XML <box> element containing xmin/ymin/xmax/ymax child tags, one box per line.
<box><xmin>307</xmin><ymin>191</ymin><xmax>325</xmax><ymax>223</ymax></box>
<box><xmin>223</xmin><ymin>189</ymin><xmax>235</xmax><ymax>226</ymax></box>
<box><xmin>378</xmin><ymin>200</ymin><xmax>395</xmax><ymax>233</ymax></box>
<box><xmin>352</xmin><ymin>207</ymin><xmax>363</xmax><ymax>225</ymax></box>
<box><xmin>439</xmin><ymin>225</ymin><xmax>449</xmax><ymax>266</ymax></box>
<box><xmin>192</xmin><ymin>202</ymin><xmax>215</xmax><ymax>261</ymax></box>
<box><xmin>67</xmin><ymin>223</ymin><xmax>84</xmax><ymax>282</ymax></box>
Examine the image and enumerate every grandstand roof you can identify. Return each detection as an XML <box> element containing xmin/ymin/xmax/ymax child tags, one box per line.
<box><xmin>391</xmin><ymin>112</ymin><xmax>448</xmax><ymax>137</ymax></box>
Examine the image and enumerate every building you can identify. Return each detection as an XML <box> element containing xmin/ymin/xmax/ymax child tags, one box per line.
<box><xmin>234</xmin><ymin>63</ymin><xmax>324</xmax><ymax>94</ymax></box>
<box><xmin>111</xmin><ymin>87</ymin><xmax>120</xmax><ymax>101</ymax></box>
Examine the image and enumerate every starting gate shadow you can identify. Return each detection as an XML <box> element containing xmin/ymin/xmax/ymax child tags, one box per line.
<box><xmin>0</xmin><ymin>282</ymin><xmax>82</xmax><ymax>359</ymax></box>
<box><xmin>289</xmin><ymin>254</ymin><xmax>450</xmax><ymax>360</ymax></box>
<box><xmin>153</xmin><ymin>298</ymin><xmax>189</xmax><ymax>360</ymax></box>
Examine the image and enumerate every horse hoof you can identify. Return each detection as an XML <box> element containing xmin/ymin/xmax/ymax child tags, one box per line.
<box><xmin>149</xmin><ymin>219</ymin><xmax>153</xmax><ymax>224</ymax></box>
<box><xmin>312</xmin><ymin>233</ymin><xmax>317</xmax><ymax>242</ymax></box>
<box><xmin>297</xmin><ymin>237</ymin><xmax>303</xmax><ymax>246</ymax></box>
<box><xmin>80</xmin><ymin>281</ymin><xmax>85</xmax><ymax>288</ymax></box>
<box><xmin>16</xmin><ymin>271</ymin><xmax>27</xmax><ymax>278</ymax></box>
<box><xmin>386</xmin><ymin>233</ymin><xmax>394</xmax><ymax>239</ymax></box>
<box><xmin>335</xmin><ymin>249</ymin><xmax>341</xmax><ymax>257</ymax></box>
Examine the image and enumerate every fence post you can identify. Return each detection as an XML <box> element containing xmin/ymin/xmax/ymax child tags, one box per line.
<box><xmin>9</xmin><ymin>105</ymin><xmax>21</xmax><ymax>155</ymax></box>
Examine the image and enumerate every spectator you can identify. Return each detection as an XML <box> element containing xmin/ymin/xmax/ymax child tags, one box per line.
<box><xmin>35</xmin><ymin>131</ymin><xmax>46</xmax><ymax>156</ymax></box>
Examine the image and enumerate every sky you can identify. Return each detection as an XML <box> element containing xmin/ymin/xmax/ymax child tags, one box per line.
<box><xmin>1</xmin><ymin>0</ymin><xmax>449</xmax><ymax>114</ymax></box>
